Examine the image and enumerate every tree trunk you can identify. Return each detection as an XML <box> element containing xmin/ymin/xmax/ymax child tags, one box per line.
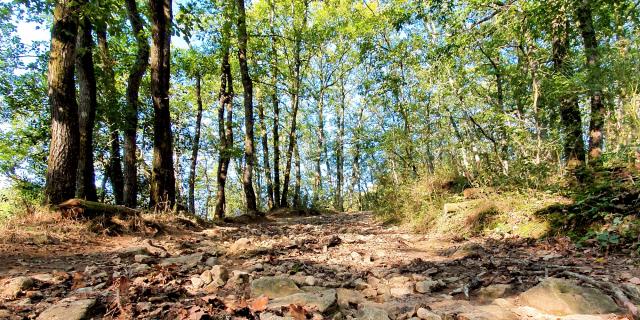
<box><xmin>236</xmin><ymin>0</ymin><xmax>257</xmax><ymax>212</ymax></box>
<box><xmin>75</xmin><ymin>17</ymin><xmax>98</xmax><ymax>201</ymax></box>
<box><xmin>576</xmin><ymin>0</ymin><xmax>605</xmax><ymax>160</ymax></box>
<box><xmin>293</xmin><ymin>135</ymin><xmax>301</xmax><ymax>208</ymax></box>
<box><xmin>123</xmin><ymin>0</ymin><xmax>150</xmax><ymax>208</ymax></box>
<box><xmin>96</xmin><ymin>28</ymin><xmax>125</xmax><ymax>205</ymax></box>
<box><xmin>552</xmin><ymin>6</ymin><xmax>585</xmax><ymax>166</ymax></box>
<box><xmin>269</xmin><ymin>0</ymin><xmax>281</xmax><ymax>209</ymax></box>
<box><xmin>188</xmin><ymin>73</ymin><xmax>203</xmax><ymax>213</ymax></box>
<box><xmin>314</xmin><ymin>88</ymin><xmax>325</xmax><ymax>205</ymax></box>
<box><xmin>281</xmin><ymin>0</ymin><xmax>307</xmax><ymax>208</ymax></box>
<box><xmin>258</xmin><ymin>89</ymin><xmax>274</xmax><ymax>210</ymax></box>
<box><xmin>335</xmin><ymin>78</ymin><xmax>345</xmax><ymax>212</ymax></box>
<box><xmin>45</xmin><ymin>0</ymin><xmax>82</xmax><ymax>205</ymax></box>
<box><xmin>149</xmin><ymin>0</ymin><xmax>176</xmax><ymax>209</ymax></box>
<box><xmin>215</xmin><ymin>6</ymin><xmax>234</xmax><ymax>219</ymax></box>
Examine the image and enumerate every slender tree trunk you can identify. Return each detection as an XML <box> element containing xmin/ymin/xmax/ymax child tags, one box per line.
<box><xmin>576</xmin><ymin>0</ymin><xmax>605</xmax><ymax>160</ymax></box>
<box><xmin>269</xmin><ymin>0</ymin><xmax>281</xmax><ymax>208</ymax></box>
<box><xmin>45</xmin><ymin>0</ymin><xmax>82</xmax><ymax>205</ymax></box>
<box><xmin>552</xmin><ymin>6</ymin><xmax>585</xmax><ymax>166</ymax></box>
<box><xmin>314</xmin><ymin>88</ymin><xmax>325</xmax><ymax>205</ymax></box>
<box><xmin>96</xmin><ymin>28</ymin><xmax>125</xmax><ymax>204</ymax></box>
<box><xmin>293</xmin><ymin>135</ymin><xmax>301</xmax><ymax>208</ymax></box>
<box><xmin>335</xmin><ymin>78</ymin><xmax>345</xmax><ymax>212</ymax></box>
<box><xmin>123</xmin><ymin>0</ymin><xmax>150</xmax><ymax>208</ymax></box>
<box><xmin>236</xmin><ymin>0</ymin><xmax>258</xmax><ymax>212</ymax></box>
<box><xmin>258</xmin><ymin>90</ymin><xmax>274</xmax><ymax>210</ymax></box>
<box><xmin>75</xmin><ymin>17</ymin><xmax>98</xmax><ymax>201</ymax></box>
<box><xmin>188</xmin><ymin>73</ymin><xmax>204</xmax><ymax>213</ymax></box>
<box><xmin>215</xmin><ymin>6</ymin><xmax>234</xmax><ymax>218</ymax></box>
<box><xmin>149</xmin><ymin>0</ymin><xmax>176</xmax><ymax>209</ymax></box>
<box><xmin>281</xmin><ymin>1</ymin><xmax>307</xmax><ymax>207</ymax></box>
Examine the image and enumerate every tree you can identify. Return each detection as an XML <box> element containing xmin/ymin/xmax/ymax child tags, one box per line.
<box><xmin>149</xmin><ymin>0</ymin><xmax>176</xmax><ymax>209</ymax></box>
<box><xmin>188</xmin><ymin>70</ymin><xmax>203</xmax><ymax>213</ymax></box>
<box><xmin>75</xmin><ymin>17</ymin><xmax>98</xmax><ymax>201</ymax></box>
<box><xmin>576</xmin><ymin>0</ymin><xmax>606</xmax><ymax>161</ymax></box>
<box><xmin>215</xmin><ymin>1</ymin><xmax>234</xmax><ymax>218</ymax></box>
<box><xmin>96</xmin><ymin>26</ymin><xmax>125</xmax><ymax>205</ymax></box>
<box><xmin>552</xmin><ymin>2</ymin><xmax>585</xmax><ymax>166</ymax></box>
<box><xmin>236</xmin><ymin>0</ymin><xmax>257</xmax><ymax>212</ymax></box>
<box><xmin>123</xmin><ymin>0</ymin><xmax>150</xmax><ymax>208</ymax></box>
<box><xmin>44</xmin><ymin>0</ymin><xmax>83</xmax><ymax>204</ymax></box>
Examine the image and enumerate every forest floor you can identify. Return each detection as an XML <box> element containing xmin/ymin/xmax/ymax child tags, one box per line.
<box><xmin>0</xmin><ymin>210</ymin><xmax>639</xmax><ymax>319</ymax></box>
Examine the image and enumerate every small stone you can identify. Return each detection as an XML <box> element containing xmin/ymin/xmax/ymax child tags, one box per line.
<box><xmin>416</xmin><ymin>308</ymin><xmax>441</xmax><ymax>320</ymax></box>
<box><xmin>415</xmin><ymin>280</ymin><xmax>443</xmax><ymax>294</ymax></box>
<box><xmin>1</xmin><ymin>276</ymin><xmax>34</xmax><ymax>299</ymax></box>
<box><xmin>358</xmin><ymin>304</ymin><xmax>390</xmax><ymax>320</ymax></box>
<box><xmin>200</xmin><ymin>270</ymin><xmax>213</xmax><ymax>285</ymax></box>
<box><xmin>228</xmin><ymin>270</ymin><xmax>250</xmax><ymax>286</ymax></box>
<box><xmin>519</xmin><ymin>278</ymin><xmax>619</xmax><ymax>315</ymax></box>
<box><xmin>350</xmin><ymin>251</ymin><xmax>362</xmax><ymax>261</ymax></box>
<box><xmin>36</xmin><ymin>298</ymin><xmax>96</xmax><ymax>320</ymax></box>
<box><xmin>229</xmin><ymin>237</ymin><xmax>253</xmax><ymax>254</ymax></box>
<box><xmin>130</xmin><ymin>263</ymin><xmax>150</xmax><ymax>274</ymax></box>
<box><xmin>337</xmin><ymin>288</ymin><xmax>365</xmax><ymax>308</ymax></box>
<box><xmin>363</xmin><ymin>288</ymin><xmax>377</xmax><ymax>298</ymax></box>
<box><xmin>304</xmin><ymin>276</ymin><xmax>316</xmax><ymax>286</ymax></box>
<box><xmin>205</xmin><ymin>256</ymin><xmax>219</xmax><ymax>266</ymax></box>
<box><xmin>353</xmin><ymin>278</ymin><xmax>368</xmax><ymax>290</ymax></box>
<box><xmin>209</xmin><ymin>265</ymin><xmax>229</xmax><ymax>287</ymax></box>
<box><xmin>191</xmin><ymin>276</ymin><xmax>205</xmax><ymax>289</ymax></box>
<box><xmin>159</xmin><ymin>252</ymin><xmax>204</xmax><ymax>268</ymax></box>
<box><xmin>251</xmin><ymin>276</ymin><xmax>302</xmax><ymax>298</ymax></box>
<box><xmin>260</xmin><ymin>312</ymin><xmax>294</xmax><ymax>320</ymax></box>
<box><xmin>477</xmin><ymin>284</ymin><xmax>511</xmax><ymax>302</ymax></box>
<box><xmin>267</xmin><ymin>289</ymin><xmax>337</xmax><ymax>313</ymax></box>
<box><xmin>134</xmin><ymin>255</ymin><xmax>152</xmax><ymax>263</ymax></box>
<box><xmin>83</xmin><ymin>266</ymin><xmax>98</xmax><ymax>275</ymax></box>
<box><xmin>629</xmin><ymin>277</ymin><xmax>640</xmax><ymax>285</ymax></box>
<box><xmin>389</xmin><ymin>285</ymin><xmax>413</xmax><ymax>297</ymax></box>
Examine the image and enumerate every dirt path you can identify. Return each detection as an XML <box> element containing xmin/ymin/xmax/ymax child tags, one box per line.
<box><xmin>1</xmin><ymin>212</ymin><xmax>638</xmax><ymax>319</ymax></box>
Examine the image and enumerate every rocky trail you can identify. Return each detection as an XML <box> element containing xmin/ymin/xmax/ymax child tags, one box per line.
<box><xmin>1</xmin><ymin>211</ymin><xmax>639</xmax><ymax>319</ymax></box>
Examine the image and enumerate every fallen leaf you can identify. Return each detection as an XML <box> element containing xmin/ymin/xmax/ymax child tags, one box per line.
<box><xmin>289</xmin><ymin>304</ymin><xmax>306</xmax><ymax>320</ymax></box>
<box><xmin>250</xmin><ymin>295</ymin><xmax>269</xmax><ymax>312</ymax></box>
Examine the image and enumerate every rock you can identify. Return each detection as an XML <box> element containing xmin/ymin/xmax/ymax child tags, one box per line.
<box><xmin>353</xmin><ymin>278</ymin><xmax>368</xmax><ymax>290</ymax></box>
<box><xmin>191</xmin><ymin>276</ymin><xmax>205</xmax><ymax>289</ymax></box>
<box><xmin>351</xmin><ymin>252</ymin><xmax>362</xmax><ymax>261</ymax></box>
<box><xmin>229</xmin><ymin>238</ymin><xmax>253</xmax><ymax>254</ymax></box>
<box><xmin>0</xmin><ymin>309</ymin><xmax>11</xmax><ymax>318</ymax></box>
<box><xmin>415</xmin><ymin>280</ymin><xmax>444</xmax><ymax>294</ymax></box>
<box><xmin>36</xmin><ymin>298</ymin><xmax>96</xmax><ymax>320</ymax></box>
<box><xmin>1</xmin><ymin>276</ymin><xmax>34</xmax><ymax>299</ymax></box>
<box><xmin>336</xmin><ymin>288</ymin><xmax>365</xmax><ymax>308</ymax></box>
<box><xmin>622</xmin><ymin>283</ymin><xmax>640</xmax><ymax>304</ymax></box>
<box><xmin>200</xmin><ymin>270</ymin><xmax>213</xmax><ymax>285</ymax></box>
<box><xmin>260</xmin><ymin>312</ymin><xmax>294</xmax><ymax>320</ymax></box>
<box><xmin>429</xmin><ymin>300</ymin><xmax>518</xmax><ymax>320</ymax></box>
<box><xmin>390</xmin><ymin>285</ymin><xmax>413</xmax><ymax>297</ymax></box>
<box><xmin>205</xmin><ymin>256</ymin><xmax>219</xmax><ymax>266</ymax></box>
<box><xmin>248</xmin><ymin>263</ymin><xmax>264</xmax><ymax>272</ymax></box>
<box><xmin>305</xmin><ymin>276</ymin><xmax>317</xmax><ymax>286</ymax></box>
<box><xmin>209</xmin><ymin>265</ymin><xmax>229</xmax><ymax>287</ymax></box>
<box><xmin>31</xmin><ymin>273</ymin><xmax>67</xmax><ymax>285</ymax></box>
<box><xmin>251</xmin><ymin>277</ymin><xmax>302</xmax><ymax>298</ymax></box>
<box><xmin>159</xmin><ymin>252</ymin><xmax>204</xmax><ymax>268</ymax></box>
<box><xmin>119</xmin><ymin>246</ymin><xmax>151</xmax><ymax>257</ymax></box>
<box><xmin>130</xmin><ymin>263</ymin><xmax>150</xmax><ymax>274</ymax></box>
<box><xmin>629</xmin><ymin>277</ymin><xmax>640</xmax><ymax>285</ymax></box>
<box><xmin>416</xmin><ymin>308</ymin><xmax>441</xmax><ymax>320</ymax></box>
<box><xmin>267</xmin><ymin>289</ymin><xmax>337</xmax><ymax>313</ymax></box>
<box><xmin>519</xmin><ymin>278</ymin><xmax>619</xmax><ymax>316</ymax></box>
<box><xmin>134</xmin><ymin>255</ymin><xmax>153</xmax><ymax>263</ymax></box>
<box><xmin>450</xmin><ymin>243</ymin><xmax>484</xmax><ymax>259</ymax></box>
<box><xmin>363</xmin><ymin>287</ymin><xmax>378</xmax><ymax>298</ymax></box>
<box><xmin>358</xmin><ymin>304</ymin><xmax>391</xmax><ymax>320</ymax></box>
<box><xmin>228</xmin><ymin>270</ymin><xmax>250</xmax><ymax>286</ymax></box>
<box><xmin>477</xmin><ymin>284</ymin><xmax>511</xmax><ymax>302</ymax></box>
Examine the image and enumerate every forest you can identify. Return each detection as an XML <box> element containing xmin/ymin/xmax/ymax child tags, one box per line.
<box><xmin>0</xmin><ymin>0</ymin><xmax>640</xmax><ymax>319</ymax></box>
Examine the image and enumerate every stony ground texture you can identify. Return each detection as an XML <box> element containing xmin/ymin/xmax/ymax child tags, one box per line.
<box><xmin>1</xmin><ymin>211</ymin><xmax>639</xmax><ymax>319</ymax></box>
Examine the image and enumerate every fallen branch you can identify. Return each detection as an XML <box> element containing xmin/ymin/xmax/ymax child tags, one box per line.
<box><xmin>561</xmin><ymin>271</ymin><xmax>638</xmax><ymax>319</ymax></box>
<box><xmin>56</xmin><ymin>199</ymin><xmax>140</xmax><ymax>219</ymax></box>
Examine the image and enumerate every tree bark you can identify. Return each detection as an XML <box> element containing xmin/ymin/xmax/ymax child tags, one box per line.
<box><xmin>335</xmin><ymin>77</ymin><xmax>345</xmax><ymax>212</ymax></box>
<box><xmin>552</xmin><ymin>5</ymin><xmax>585</xmax><ymax>166</ymax></box>
<box><xmin>235</xmin><ymin>0</ymin><xmax>258</xmax><ymax>212</ymax></box>
<box><xmin>576</xmin><ymin>0</ymin><xmax>605</xmax><ymax>160</ymax></box>
<box><xmin>281</xmin><ymin>0</ymin><xmax>307</xmax><ymax>207</ymax></box>
<box><xmin>123</xmin><ymin>0</ymin><xmax>150</xmax><ymax>208</ymax></box>
<box><xmin>75</xmin><ymin>17</ymin><xmax>98</xmax><ymax>201</ymax></box>
<box><xmin>269</xmin><ymin>0</ymin><xmax>281</xmax><ymax>209</ymax></box>
<box><xmin>314</xmin><ymin>87</ymin><xmax>325</xmax><ymax>205</ymax></box>
<box><xmin>215</xmin><ymin>5</ymin><xmax>234</xmax><ymax>219</ymax></box>
<box><xmin>188</xmin><ymin>72</ymin><xmax>203</xmax><ymax>213</ymax></box>
<box><xmin>149</xmin><ymin>0</ymin><xmax>176</xmax><ymax>209</ymax></box>
<box><xmin>45</xmin><ymin>0</ymin><xmax>82</xmax><ymax>205</ymax></box>
<box><xmin>258</xmin><ymin>89</ymin><xmax>274</xmax><ymax>210</ymax></box>
<box><xmin>96</xmin><ymin>28</ymin><xmax>125</xmax><ymax>205</ymax></box>
<box><xmin>293</xmin><ymin>135</ymin><xmax>301</xmax><ymax>208</ymax></box>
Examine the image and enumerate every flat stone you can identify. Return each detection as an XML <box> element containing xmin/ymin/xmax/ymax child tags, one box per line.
<box><xmin>159</xmin><ymin>252</ymin><xmax>203</xmax><ymax>268</ymax></box>
<box><xmin>477</xmin><ymin>284</ymin><xmax>511</xmax><ymax>302</ymax></box>
<box><xmin>205</xmin><ymin>256</ymin><xmax>219</xmax><ymax>266</ymax></box>
<box><xmin>1</xmin><ymin>276</ymin><xmax>34</xmax><ymax>299</ymax></box>
<box><xmin>336</xmin><ymin>288</ymin><xmax>365</xmax><ymax>308</ymax></box>
<box><xmin>260</xmin><ymin>312</ymin><xmax>294</xmax><ymax>320</ymax></box>
<box><xmin>228</xmin><ymin>238</ymin><xmax>254</xmax><ymax>254</ymax></box>
<box><xmin>228</xmin><ymin>270</ymin><xmax>250</xmax><ymax>286</ymax></box>
<box><xmin>415</xmin><ymin>280</ymin><xmax>444</xmax><ymax>294</ymax></box>
<box><xmin>134</xmin><ymin>255</ymin><xmax>153</xmax><ymax>263</ymax></box>
<box><xmin>251</xmin><ymin>277</ymin><xmax>302</xmax><ymax>298</ymax></box>
<box><xmin>417</xmin><ymin>308</ymin><xmax>441</xmax><ymax>320</ymax></box>
<box><xmin>36</xmin><ymin>298</ymin><xmax>96</xmax><ymax>320</ymax></box>
<box><xmin>267</xmin><ymin>289</ymin><xmax>337</xmax><ymax>313</ymax></box>
<box><xmin>209</xmin><ymin>265</ymin><xmax>229</xmax><ymax>287</ymax></box>
<box><xmin>358</xmin><ymin>304</ymin><xmax>390</xmax><ymax>320</ymax></box>
<box><xmin>519</xmin><ymin>278</ymin><xmax>620</xmax><ymax>316</ymax></box>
